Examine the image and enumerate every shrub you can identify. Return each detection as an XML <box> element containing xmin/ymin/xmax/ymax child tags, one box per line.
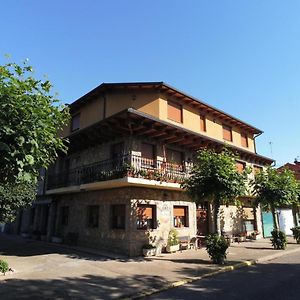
<box><xmin>0</xmin><ymin>259</ymin><xmax>9</xmax><ymax>275</ymax></box>
<box><xmin>206</xmin><ymin>234</ymin><xmax>229</xmax><ymax>264</ymax></box>
<box><xmin>167</xmin><ymin>229</ymin><xmax>179</xmax><ymax>246</ymax></box>
<box><xmin>271</xmin><ymin>230</ymin><xmax>287</xmax><ymax>250</ymax></box>
<box><xmin>291</xmin><ymin>227</ymin><xmax>300</xmax><ymax>244</ymax></box>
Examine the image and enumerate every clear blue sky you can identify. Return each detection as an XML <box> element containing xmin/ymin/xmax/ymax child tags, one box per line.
<box><xmin>1</xmin><ymin>1</ymin><xmax>300</xmax><ymax>166</ymax></box>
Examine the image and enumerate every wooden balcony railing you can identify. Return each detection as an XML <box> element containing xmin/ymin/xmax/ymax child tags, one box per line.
<box><xmin>46</xmin><ymin>154</ymin><xmax>193</xmax><ymax>190</ymax></box>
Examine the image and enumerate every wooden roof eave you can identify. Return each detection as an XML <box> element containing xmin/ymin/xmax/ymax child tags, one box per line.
<box><xmin>66</xmin><ymin>108</ymin><xmax>273</xmax><ymax>165</ymax></box>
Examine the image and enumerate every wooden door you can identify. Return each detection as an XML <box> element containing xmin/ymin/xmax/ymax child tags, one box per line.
<box><xmin>196</xmin><ymin>203</ymin><xmax>209</xmax><ymax>235</ymax></box>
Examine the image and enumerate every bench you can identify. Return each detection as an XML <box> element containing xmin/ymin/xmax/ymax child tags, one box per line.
<box><xmin>179</xmin><ymin>236</ymin><xmax>197</xmax><ymax>251</ymax></box>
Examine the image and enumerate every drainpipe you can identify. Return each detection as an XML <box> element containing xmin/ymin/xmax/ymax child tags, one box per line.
<box><xmin>253</xmin><ymin>132</ymin><xmax>262</xmax><ymax>155</ymax></box>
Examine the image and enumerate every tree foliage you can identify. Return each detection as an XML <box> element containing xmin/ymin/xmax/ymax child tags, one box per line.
<box><xmin>182</xmin><ymin>148</ymin><xmax>247</xmax><ymax>234</ymax></box>
<box><xmin>0</xmin><ymin>60</ymin><xmax>69</xmax><ymax>222</ymax></box>
<box><xmin>252</xmin><ymin>167</ymin><xmax>300</xmax><ymax>230</ymax></box>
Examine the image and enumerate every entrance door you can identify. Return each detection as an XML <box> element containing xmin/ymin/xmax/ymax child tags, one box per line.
<box><xmin>196</xmin><ymin>203</ymin><xmax>209</xmax><ymax>235</ymax></box>
<box><xmin>262</xmin><ymin>211</ymin><xmax>273</xmax><ymax>237</ymax></box>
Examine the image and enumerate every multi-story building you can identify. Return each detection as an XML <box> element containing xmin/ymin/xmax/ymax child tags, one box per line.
<box><xmin>15</xmin><ymin>82</ymin><xmax>273</xmax><ymax>256</ymax></box>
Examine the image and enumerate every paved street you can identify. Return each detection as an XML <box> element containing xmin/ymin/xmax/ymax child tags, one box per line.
<box><xmin>0</xmin><ymin>233</ymin><xmax>300</xmax><ymax>299</ymax></box>
<box><xmin>146</xmin><ymin>251</ymin><xmax>300</xmax><ymax>300</ymax></box>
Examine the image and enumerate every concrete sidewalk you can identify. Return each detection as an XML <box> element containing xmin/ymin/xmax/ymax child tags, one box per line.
<box><xmin>0</xmin><ymin>233</ymin><xmax>299</xmax><ymax>299</ymax></box>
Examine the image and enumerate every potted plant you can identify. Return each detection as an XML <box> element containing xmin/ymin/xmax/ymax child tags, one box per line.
<box><xmin>142</xmin><ymin>244</ymin><xmax>157</xmax><ymax>257</ymax></box>
<box><xmin>250</xmin><ymin>230</ymin><xmax>259</xmax><ymax>240</ymax></box>
<box><xmin>206</xmin><ymin>234</ymin><xmax>229</xmax><ymax>264</ymax></box>
<box><xmin>166</xmin><ymin>229</ymin><xmax>180</xmax><ymax>252</ymax></box>
<box><xmin>291</xmin><ymin>227</ymin><xmax>300</xmax><ymax>244</ymax></box>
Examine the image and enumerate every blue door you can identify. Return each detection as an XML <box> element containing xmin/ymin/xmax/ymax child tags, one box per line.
<box><xmin>262</xmin><ymin>211</ymin><xmax>273</xmax><ymax>237</ymax></box>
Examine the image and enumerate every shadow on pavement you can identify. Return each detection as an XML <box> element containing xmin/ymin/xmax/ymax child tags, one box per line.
<box><xmin>0</xmin><ymin>273</ymin><xmax>167</xmax><ymax>300</ymax></box>
<box><xmin>0</xmin><ymin>234</ymin><xmax>149</xmax><ymax>263</ymax></box>
<box><xmin>145</xmin><ymin>262</ymin><xmax>300</xmax><ymax>300</ymax></box>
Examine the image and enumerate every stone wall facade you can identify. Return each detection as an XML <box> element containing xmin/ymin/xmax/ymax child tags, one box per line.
<box><xmin>52</xmin><ymin>187</ymin><xmax>195</xmax><ymax>256</ymax></box>
<box><xmin>12</xmin><ymin>188</ymin><xmax>264</xmax><ymax>256</ymax></box>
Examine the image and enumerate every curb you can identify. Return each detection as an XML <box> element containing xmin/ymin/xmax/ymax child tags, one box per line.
<box><xmin>121</xmin><ymin>260</ymin><xmax>256</xmax><ymax>300</ymax></box>
<box><xmin>121</xmin><ymin>246</ymin><xmax>300</xmax><ymax>300</ymax></box>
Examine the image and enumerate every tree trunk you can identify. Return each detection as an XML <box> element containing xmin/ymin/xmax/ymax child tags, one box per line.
<box><xmin>292</xmin><ymin>203</ymin><xmax>299</xmax><ymax>227</ymax></box>
<box><xmin>271</xmin><ymin>205</ymin><xmax>279</xmax><ymax>231</ymax></box>
<box><xmin>214</xmin><ymin>199</ymin><xmax>221</xmax><ymax>235</ymax></box>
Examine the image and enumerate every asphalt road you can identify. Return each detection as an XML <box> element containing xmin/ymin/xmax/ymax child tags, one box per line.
<box><xmin>145</xmin><ymin>251</ymin><xmax>300</xmax><ymax>300</ymax></box>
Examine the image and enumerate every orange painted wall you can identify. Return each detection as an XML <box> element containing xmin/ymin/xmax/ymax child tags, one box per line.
<box><xmin>61</xmin><ymin>88</ymin><xmax>256</xmax><ymax>153</ymax></box>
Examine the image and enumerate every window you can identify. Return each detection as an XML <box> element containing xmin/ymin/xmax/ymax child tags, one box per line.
<box><xmin>236</xmin><ymin>161</ymin><xmax>246</xmax><ymax>173</ymax></box>
<box><xmin>167</xmin><ymin>101</ymin><xmax>183</xmax><ymax>123</ymax></box>
<box><xmin>87</xmin><ymin>205</ymin><xmax>99</xmax><ymax>228</ymax></box>
<box><xmin>111</xmin><ymin>142</ymin><xmax>125</xmax><ymax>168</ymax></box>
<box><xmin>111</xmin><ymin>204</ymin><xmax>126</xmax><ymax>229</ymax></box>
<box><xmin>166</xmin><ymin>149</ymin><xmax>183</xmax><ymax>165</ymax></box>
<box><xmin>173</xmin><ymin>206</ymin><xmax>188</xmax><ymax>227</ymax></box>
<box><xmin>61</xmin><ymin>206</ymin><xmax>69</xmax><ymax>226</ymax></box>
<box><xmin>241</xmin><ymin>132</ymin><xmax>248</xmax><ymax>148</ymax></box>
<box><xmin>71</xmin><ymin>114</ymin><xmax>80</xmax><ymax>132</ymax></box>
<box><xmin>253</xmin><ymin>165</ymin><xmax>263</xmax><ymax>175</ymax></box>
<box><xmin>111</xmin><ymin>142</ymin><xmax>124</xmax><ymax>158</ymax></box>
<box><xmin>223</xmin><ymin>125</ymin><xmax>232</xmax><ymax>141</ymax></box>
<box><xmin>200</xmin><ymin>115</ymin><xmax>206</xmax><ymax>132</ymax></box>
<box><xmin>242</xmin><ymin>206</ymin><xmax>256</xmax><ymax>232</ymax></box>
<box><xmin>136</xmin><ymin>204</ymin><xmax>156</xmax><ymax>229</ymax></box>
<box><xmin>166</xmin><ymin>149</ymin><xmax>184</xmax><ymax>172</ymax></box>
<box><xmin>141</xmin><ymin>143</ymin><xmax>156</xmax><ymax>160</ymax></box>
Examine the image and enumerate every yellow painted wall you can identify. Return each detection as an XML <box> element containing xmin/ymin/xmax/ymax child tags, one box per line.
<box><xmin>61</xmin><ymin>96</ymin><xmax>104</xmax><ymax>137</ymax></box>
<box><xmin>158</xmin><ymin>95</ymin><xmax>255</xmax><ymax>152</ymax></box>
<box><xmin>105</xmin><ymin>89</ymin><xmax>160</xmax><ymax>118</ymax></box>
<box><xmin>61</xmin><ymin>88</ymin><xmax>256</xmax><ymax>153</ymax></box>
<box><xmin>81</xmin><ymin>96</ymin><xmax>104</xmax><ymax>128</ymax></box>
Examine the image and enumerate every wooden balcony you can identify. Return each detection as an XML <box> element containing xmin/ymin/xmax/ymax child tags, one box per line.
<box><xmin>46</xmin><ymin>154</ymin><xmax>193</xmax><ymax>191</ymax></box>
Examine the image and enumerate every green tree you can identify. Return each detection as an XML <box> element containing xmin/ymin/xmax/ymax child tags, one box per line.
<box><xmin>252</xmin><ymin>167</ymin><xmax>300</xmax><ymax>230</ymax></box>
<box><xmin>0</xmin><ymin>60</ymin><xmax>69</xmax><ymax>222</ymax></box>
<box><xmin>182</xmin><ymin>148</ymin><xmax>247</xmax><ymax>234</ymax></box>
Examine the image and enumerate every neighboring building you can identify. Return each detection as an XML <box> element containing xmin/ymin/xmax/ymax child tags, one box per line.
<box><xmin>273</xmin><ymin>160</ymin><xmax>300</xmax><ymax>235</ymax></box>
<box><xmin>13</xmin><ymin>82</ymin><xmax>273</xmax><ymax>256</ymax></box>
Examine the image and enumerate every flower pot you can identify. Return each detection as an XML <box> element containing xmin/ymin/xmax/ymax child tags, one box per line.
<box><xmin>51</xmin><ymin>236</ymin><xmax>63</xmax><ymax>244</ymax></box>
<box><xmin>166</xmin><ymin>244</ymin><xmax>180</xmax><ymax>253</ymax></box>
<box><xmin>142</xmin><ymin>248</ymin><xmax>156</xmax><ymax>257</ymax></box>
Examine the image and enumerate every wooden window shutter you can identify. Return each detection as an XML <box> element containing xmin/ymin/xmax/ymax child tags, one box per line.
<box><xmin>71</xmin><ymin>114</ymin><xmax>80</xmax><ymax>131</ymax></box>
<box><xmin>223</xmin><ymin>125</ymin><xmax>232</xmax><ymax>141</ymax></box>
<box><xmin>241</xmin><ymin>133</ymin><xmax>248</xmax><ymax>147</ymax></box>
<box><xmin>174</xmin><ymin>207</ymin><xmax>185</xmax><ymax>217</ymax></box>
<box><xmin>200</xmin><ymin>115</ymin><xmax>206</xmax><ymax>132</ymax></box>
<box><xmin>167</xmin><ymin>101</ymin><xmax>182</xmax><ymax>123</ymax></box>
<box><xmin>236</xmin><ymin>161</ymin><xmax>245</xmax><ymax>173</ymax></box>
<box><xmin>137</xmin><ymin>205</ymin><xmax>153</xmax><ymax>218</ymax></box>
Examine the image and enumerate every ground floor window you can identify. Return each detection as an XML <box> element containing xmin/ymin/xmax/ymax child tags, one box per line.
<box><xmin>242</xmin><ymin>206</ymin><xmax>256</xmax><ymax>232</ymax></box>
<box><xmin>87</xmin><ymin>205</ymin><xmax>99</xmax><ymax>228</ymax></box>
<box><xmin>111</xmin><ymin>204</ymin><xmax>126</xmax><ymax>229</ymax></box>
<box><xmin>136</xmin><ymin>204</ymin><xmax>156</xmax><ymax>229</ymax></box>
<box><xmin>173</xmin><ymin>206</ymin><xmax>189</xmax><ymax>227</ymax></box>
<box><xmin>60</xmin><ymin>206</ymin><xmax>69</xmax><ymax>226</ymax></box>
